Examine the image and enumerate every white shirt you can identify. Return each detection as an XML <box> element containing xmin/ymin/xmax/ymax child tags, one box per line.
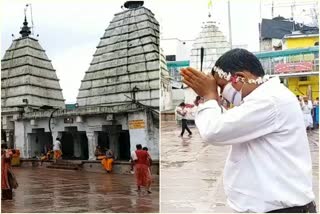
<box><xmin>53</xmin><ymin>140</ymin><xmax>61</xmax><ymax>151</ymax></box>
<box><xmin>131</xmin><ymin>150</ymin><xmax>137</xmax><ymax>161</ymax></box>
<box><xmin>301</xmin><ymin>100</ymin><xmax>313</xmax><ymax>115</ymax></box>
<box><xmin>176</xmin><ymin>106</ymin><xmax>187</xmax><ymax>119</ymax></box>
<box><xmin>195</xmin><ymin>77</ymin><xmax>314</xmax><ymax>213</ymax></box>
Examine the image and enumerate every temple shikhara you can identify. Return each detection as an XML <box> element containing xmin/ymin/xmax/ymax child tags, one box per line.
<box><xmin>185</xmin><ymin>19</ymin><xmax>231</xmax><ymax>104</ymax></box>
<box><xmin>1</xmin><ymin>1</ymin><xmax>160</xmax><ymax>171</ymax></box>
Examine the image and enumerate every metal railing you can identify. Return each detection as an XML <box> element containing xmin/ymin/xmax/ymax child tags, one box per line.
<box><xmin>255</xmin><ymin>47</ymin><xmax>319</xmax><ymax>76</ymax></box>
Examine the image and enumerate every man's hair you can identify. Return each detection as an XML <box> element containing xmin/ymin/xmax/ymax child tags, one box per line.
<box><xmin>179</xmin><ymin>102</ymin><xmax>185</xmax><ymax>107</ymax></box>
<box><xmin>143</xmin><ymin>147</ymin><xmax>148</xmax><ymax>151</ymax></box>
<box><xmin>136</xmin><ymin>144</ymin><xmax>142</xmax><ymax>150</ymax></box>
<box><xmin>213</xmin><ymin>49</ymin><xmax>265</xmax><ymax>77</ymax></box>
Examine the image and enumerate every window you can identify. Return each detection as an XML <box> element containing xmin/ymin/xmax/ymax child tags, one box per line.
<box><xmin>299</xmin><ymin>76</ymin><xmax>308</xmax><ymax>81</ymax></box>
<box><xmin>166</xmin><ymin>55</ymin><xmax>176</xmax><ymax>61</ymax></box>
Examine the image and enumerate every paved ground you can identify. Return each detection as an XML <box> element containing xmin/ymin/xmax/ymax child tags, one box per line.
<box><xmin>160</xmin><ymin>121</ymin><xmax>319</xmax><ymax>213</ymax></box>
<box><xmin>2</xmin><ymin>168</ymin><xmax>159</xmax><ymax>213</ymax></box>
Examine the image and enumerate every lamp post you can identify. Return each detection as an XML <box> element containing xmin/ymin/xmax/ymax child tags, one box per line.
<box><xmin>48</xmin><ymin>108</ymin><xmax>60</xmax><ymax>138</ymax></box>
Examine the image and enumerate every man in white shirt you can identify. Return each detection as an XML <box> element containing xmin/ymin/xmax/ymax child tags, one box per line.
<box><xmin>53</xmin><ymin>137</ymin><xmax>62</xmax><ymax>162</ymax></box>
<box><xmin>130</xmin><ymin>144</ymin><xmax>139</xmax><ymax>174</ymax></box>
<box><xmin>176</xmin><ymin>102</ymin><xmax>192</xmax><ymax>137</ymax></box>
<box><xmin>180</xmin><ymin>49</ymin><xmax>316</xmax><ymax>213</ymax></box>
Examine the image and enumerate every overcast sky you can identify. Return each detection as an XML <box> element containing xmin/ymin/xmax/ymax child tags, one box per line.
<box><xmin>1</xmin><ymin>0</ymin><xmax>317</xmax><ymax>103</ymax></box>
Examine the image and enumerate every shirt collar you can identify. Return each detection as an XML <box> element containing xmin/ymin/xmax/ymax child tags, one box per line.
<box><xmin>243</xmin><ymin>77</ymin><xmax>280</xmax><ymax>102</ymax></box>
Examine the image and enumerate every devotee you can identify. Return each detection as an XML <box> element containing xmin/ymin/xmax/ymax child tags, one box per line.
<box><xmin>176</xmin><ymin>102</ymin><xmax>192</xmax><ymax>137</ymax></box>
<box><xmin>132</xmin><ymin>144</ymin><xmax>152</xmax><ymax>194</ymax></box>
<box><xmin>1</xmin><ymin>144</ymin><xmax>18</xmax><ymax>200</ymax></box>
<box><xmin>194</xmin><ymin>96</ymin><xmax>203</xmax><ymax>106</ymax></box>
<box><xmin>313</xmin><ymin>98</ymin><xmax>319</xmax><ymax>129</ymax></box>
<box><xmin>300</xmin><ymin>96</ymin><xmax>313</xmax><ymax>130</ymax></box>
<box><xmin>95</xmin><ymin>145</ymin><xmax>106</xmax><ymax>160</ymax></box>
<box><xmin>40</xmin><ymin>149</ymin><xmax>53</xmax><ymax>166</ymax></box>
<box><xmin>143</xmin><ymin>147</ymin><xmax>152</xmax><ymax>172</ymax></box>
<box><xmin>130</xmin><ymin>148</ymin><xmax>138</xmax><ymax>174</ymax></box>
<box><xmin>53</xmin><ymin>137</ymin><xmax>62</xmax><ymax>162</ymax></box>
<box><xmin>180</xmin><ymin>48</ymin><xmax>316</xmax><ymax>213</ymax></box>
<box><xmin>101</xmin><ymin>149</ymin><xmax>114</xmax><ymax>173</ymax></box>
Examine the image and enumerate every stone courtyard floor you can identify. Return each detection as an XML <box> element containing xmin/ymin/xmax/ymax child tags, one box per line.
<box><xmin>160</xmin><ymin>121</ymin><xmax>319</xmax><ymax>213</ymax></box>
<box><xmin>1</xmin><ymin>168</ymin><xmax>159</xmax><ymax>213</ymax></box>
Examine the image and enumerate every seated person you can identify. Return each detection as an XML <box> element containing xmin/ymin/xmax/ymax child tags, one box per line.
<box><xmin>101</xmin><ymin>149</ymin><xmax>114</xmax><ymax>173</ymax></box>
<box><xmin>95</xmin><ymin>145</ymin><xmax>106</xmax><ymax>160</ymax></box>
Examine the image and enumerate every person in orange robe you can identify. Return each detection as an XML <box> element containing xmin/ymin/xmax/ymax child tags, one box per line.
<box><xmin>53</xmin><ymin>138</ymin><xmax>62</xmax><ymax>161</ymax></box>
<box><xmin>143</xmin><ymin>147</ymin><xmax>152</xmax><ymax>182</ymax></box>
<box><xmin>133</xmin><ymin>144</ymin><xmax>152</xmax><ymax>193</ymax></box>
<box><xmin>101</xmin><ymin>149</ymin><xmax>114</xmax><ymax>173</ymax></box>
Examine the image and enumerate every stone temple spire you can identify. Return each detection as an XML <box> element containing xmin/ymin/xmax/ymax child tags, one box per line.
<box><xmin>19</xmin><ymin>16</ymin><xmax>31</xmax><ymax>38</ymax></box>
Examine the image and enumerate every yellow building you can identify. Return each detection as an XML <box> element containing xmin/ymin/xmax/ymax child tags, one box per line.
<box><xmin>284</xmin><ymin>34</ymin><xmax>319</xmax><ymax>49</ymax></box>
<box><xmin>283</xmin><ymin>33</ymin><xmax>319</xmax><ymax>99</ymax></box>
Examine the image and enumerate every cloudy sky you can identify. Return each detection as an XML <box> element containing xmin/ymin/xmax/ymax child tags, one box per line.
<box><xmin>1</xmin><ymin>0</ymin><xmax>317</xmax><ymax>103</ymax></box>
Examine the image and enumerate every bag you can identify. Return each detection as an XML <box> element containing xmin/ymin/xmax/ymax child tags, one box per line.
<box><xmin>8</xmin><ymin>170</ymin><xmax>18</xmax><ymax>189</ymax></box>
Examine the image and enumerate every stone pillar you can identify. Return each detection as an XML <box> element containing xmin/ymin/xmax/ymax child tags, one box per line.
<box><xmin>86</xmin><ymin>132</ymin><xmax>98</xmax><ymax>160</ymax></box>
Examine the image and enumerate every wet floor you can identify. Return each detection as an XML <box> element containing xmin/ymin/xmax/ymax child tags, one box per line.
<box><xmin>1</xmin><ymin>168</ymin><xmax>159</xmax><ymax>213</ymax></box>
<box><xmin>160</xmin><ymin>121</ymin><xmax>319</xmax><ymax>213</ymax></box>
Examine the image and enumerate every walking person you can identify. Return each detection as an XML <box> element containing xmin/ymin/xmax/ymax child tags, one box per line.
<box><xmin>132</xmin><ymin>144</ymin><xmax>152</xmax><ymax>194</ymax></box>
<box><xmin>143</xmin><ymin>147</ymin><xmax>153</xmax><ymax>185</ymax></box>
<box><xmin>181</xmin><ymin>48</ymin><xmax>316</xmax><ymax>213</ymax></box>
<box><xmin>53</xmin><ymin>137</ymin><xmax>62</xmax><ymax>162</ymax></box>
<box><xmin>1</xmin><ymin>144</ymin><xmax>18</xmax><ymax>200</ymax></box>
<box><xmin>176</xmin><ymin>102</ymin><xmax>192</xmax><ymax>137</ymax></box>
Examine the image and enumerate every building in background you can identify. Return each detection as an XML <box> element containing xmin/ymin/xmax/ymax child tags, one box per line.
<box><xmin>185</xmin><ymin>19</ymin><xmax>231</xmax><ymax>104</ymax></box>
<box><xmin>283</xmin><ymin>32</ymin><xmax>319</xmax><ymax>49</ymax></box>
<box><xmin>257</xmin><ymin>15</ymin><xmax>319</xmax><ymax>99</ymax></box>
<box><xmin>259</xmin><ymin>16</ymin><xmax>319</xmax><ymax>51</ymax></box>
<box><xmin>160</xmin><ymin>49</ymin><xmax>173</xmax><ymax>111</ymax></box>
<box><xmin>161</xmin><ymin>38</ymin><xmax>194</xmax><ymax>62</ymax></box>
<box><xmin>160</xmin><ymin>38</ymin><xmax>193</xmax><ymax>109</ymax></box>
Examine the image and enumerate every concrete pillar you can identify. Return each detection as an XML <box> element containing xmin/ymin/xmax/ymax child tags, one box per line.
<box><xmin>73</xmin><ymin>134</ymin><xmax>81</xmax><ymax>158</ymax></box>
<box><xmin>27</xmin><ymin>134</ymin><xmax>33</xmax><ymax>158</ymax></box>
<box><xmin>5</xmin><ymin>130</ymin><xmax>13</xmax><ymax>149</ymax></box>
<box><xmin>109</xmin><ymin>133</ymin><xmax>119</xmax><ymax>159</ymax></box>
<box><xmin>14</xmin><ymin>121</ymin><xmax>27</xmax><ymax>158</ymax></box>
<box><xmin>86</xmin><ymin>131</ymin><xmax>98</xmax><ymax>160</ymax></box>
<box><xmin>51</xmin><ymin>132</ymin><xmax>59</xmax><ymax>143</ymax></box>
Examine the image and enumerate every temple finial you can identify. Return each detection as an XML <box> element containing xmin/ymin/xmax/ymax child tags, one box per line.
<box><xmin>19</xmin><ymin>15</ymin><xmax>31</xmax><ymax>37</ymax></box>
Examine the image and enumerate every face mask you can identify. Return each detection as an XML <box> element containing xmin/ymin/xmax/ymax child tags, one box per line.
<box><xmin>221</xmin><ymin>83</ymin><xmax>243</xmax><ymax>106</ymax></box>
